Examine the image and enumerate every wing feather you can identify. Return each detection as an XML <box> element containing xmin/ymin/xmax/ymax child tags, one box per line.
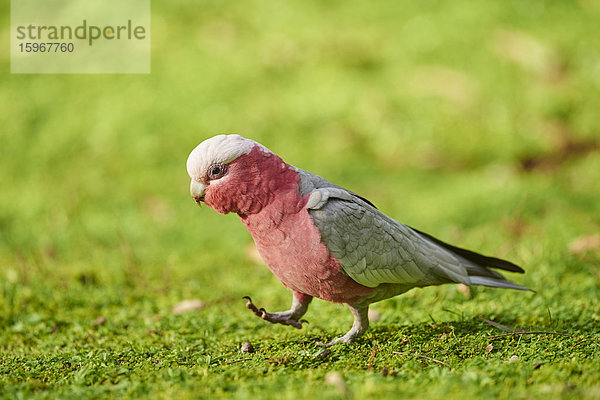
<box><xmin>301</xmin><ymin>175</ymin><xmax>527</xmax><ymax>290</ymax></box>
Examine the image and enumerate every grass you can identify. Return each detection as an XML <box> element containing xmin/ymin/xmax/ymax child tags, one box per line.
<box><xmin>1</xmin><ymin>0</ymin><xmax>600</xmax><ymax>398</ymax></box>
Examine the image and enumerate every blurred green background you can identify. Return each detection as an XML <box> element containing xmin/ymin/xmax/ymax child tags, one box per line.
<box><xmin>1</xmin><ymin>1</ymin><xmax>599</xmax><ymax>398</ymax></box>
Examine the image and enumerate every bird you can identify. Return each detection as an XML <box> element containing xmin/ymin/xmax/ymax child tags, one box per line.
<box><xmin>186</xmin><ymin>134</ymin><xmax>529</xmax><ymax>345</ymax></box>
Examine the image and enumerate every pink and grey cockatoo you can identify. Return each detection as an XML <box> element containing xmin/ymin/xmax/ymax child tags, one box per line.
<box><xmin>186</xmin><ymin>134</ymin><xmax>528</xmax><ymax>345</ymax></box>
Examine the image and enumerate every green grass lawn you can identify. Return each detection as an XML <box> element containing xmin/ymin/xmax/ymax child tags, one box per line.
<box><xmin>1</xmin><ymin>1</ymin><xmax>599</xmax><ymax>398</ymax></box>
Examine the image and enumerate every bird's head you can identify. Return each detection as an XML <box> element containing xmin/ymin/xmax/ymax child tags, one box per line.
<box><xmin>186</xmin><ymin>134</ymin><xmax>298</xmax><ymax>216</ymax></box>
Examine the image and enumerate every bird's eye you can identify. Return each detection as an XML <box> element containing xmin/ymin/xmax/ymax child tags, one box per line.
<box><xmin>208</xmin><ymin>163</ymin><xmax>227</xmax><ymax>180</ymax></box>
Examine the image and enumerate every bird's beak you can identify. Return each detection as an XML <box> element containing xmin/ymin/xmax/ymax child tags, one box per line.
<box><xmin>190</xmin><ymin>180</ymin><xmax>206</xmax><ymax>205</ymax></box>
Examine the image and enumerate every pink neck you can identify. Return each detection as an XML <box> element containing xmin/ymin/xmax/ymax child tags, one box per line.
<box><xmin>205</xmin><ymin>145</ymin><xmax>303</xmax><ymax>216</ymax></box>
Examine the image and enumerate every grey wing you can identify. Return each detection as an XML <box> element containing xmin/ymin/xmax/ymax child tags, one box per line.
<box><xmin>308</xmin><ymin>192</ymin><xmax>472</xmax><ymax>287</ymax></box>
<box><xmin>297</xmin><ymin>171</ymin><xmax>527</xmax><ymax>290</ymax></box>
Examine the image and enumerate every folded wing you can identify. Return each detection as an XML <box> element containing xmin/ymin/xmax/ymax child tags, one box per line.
<box><xmin>297</xmin><ymin>170</ymin><xmax>527</xmax><ymax>291</ymax></box>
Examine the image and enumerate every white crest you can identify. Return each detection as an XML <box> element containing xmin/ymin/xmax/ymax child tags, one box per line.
<box><xmin>186</xmin><ymin>134</ymin><xmax>271</xmax><ymax>180</ymax></box>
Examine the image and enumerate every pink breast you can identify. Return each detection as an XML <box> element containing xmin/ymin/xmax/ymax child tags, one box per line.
<box><xmin>242</xmin><ymin>193</ymin><xmax>373</xmax><ymax>304</ymax></box>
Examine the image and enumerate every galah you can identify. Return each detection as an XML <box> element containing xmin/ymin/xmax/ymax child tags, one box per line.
<box><xmin>186</xmin><ymin>134</ymin><xmax>528</xmax><ymax>345</ymax></box>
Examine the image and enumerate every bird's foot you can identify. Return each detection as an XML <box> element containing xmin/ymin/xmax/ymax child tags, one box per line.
<box><xmin>243</xmin><ymin>296</ymin><xmax>308</xmax><ymax>329</ymax></box>
<box><xmin>318</xmin><ymin>319</ymin><xmax>366</xmax><ymax>346</ymax></box>
<box><xmin>318</xmin><ymin>333</ymin><xmax>358</xmax><ymax>347</ymax></box>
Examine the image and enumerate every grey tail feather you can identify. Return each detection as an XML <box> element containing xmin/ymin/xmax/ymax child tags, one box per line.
<box><xmin>469</xmin><ymin>276</ymin><xmax>532</xmax><ymax>291</ymax></box>
<box><xmin>410</xmin><ymin>227</ymin><xmax>524</xmax><ymax>273</ymax></box>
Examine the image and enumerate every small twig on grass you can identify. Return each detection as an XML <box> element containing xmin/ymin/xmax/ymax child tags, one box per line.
<box><xmin>480</xmin><ymin>317</ymin><xmax>526</xmax><ymax>333</ymax></box>
<box><xmin>487</xmin><ymin>331</ymin><xmax>574</xmax><ymax>339</ymax></box>
<box><xmin>367</xmin><ymin>344</ymin><xmax>378</xmax><ymax>371</ymax></box>
<box><xmin>480</xmin><ymin>317</ymin><xmax>574</xmax><ymax>339</ymax></box>
<box><xmin>222</xmin><ymin>358</ymin><xmax>253</xmax><ymax>365</ymax></box>
<box><xmin>392</xmin><ymin>351</ymin><xmax>451</xmax><ymax>368</ymax></box>
<box><xmin>572</xmin><ymin>338</ymin><xmax>600</xmax><ymax>348</ymax></box>
<box><xmin>481</xmin><ymin>317</ymin><xmax>600</xmax><ymax>345</ymax></box>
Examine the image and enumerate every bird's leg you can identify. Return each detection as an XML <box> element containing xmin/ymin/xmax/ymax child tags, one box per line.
<box><xmin>325</xmin><ymin>304</ymin><xmax>369</xmax><ymax>346</ymax></box>
<box><xmin>243</xmin><ymin>291</ymin><xmax>312</xmax><ymax>329</ymax></box>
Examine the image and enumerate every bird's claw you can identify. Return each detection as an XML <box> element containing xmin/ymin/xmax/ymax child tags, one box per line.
<box><xmin>315</xmin><ymin>337</ymin><xmax>350</xmax><ymax>347</ymax></box>
<box><xmin>243</xmin><ymin>296</ymin><xmax>263</xmax><ymax>318</ymax></box>
<box><xmin>242</xmin><ymin>296</ymin><xmax>308</xmax><ymax>329</ymax></box>
<box><xmin>316</xmin><ymin>340</ymin><xmax>336</xmax><ymax>347</ymax></box>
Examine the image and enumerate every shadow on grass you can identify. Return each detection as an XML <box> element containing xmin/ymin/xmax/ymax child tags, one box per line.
<box><xmin>249</xmin><ymin>314</ymin><xmax>599</xmax><ymax>370</ymax></box>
